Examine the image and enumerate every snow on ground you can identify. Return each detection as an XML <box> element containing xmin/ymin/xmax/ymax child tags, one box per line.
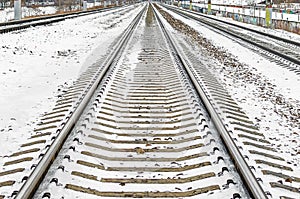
<box><xmin>0</xmin><ymin>4</ymin><xmax>144</xmax><ymax>163</ymax></box>
<box><xmin>162</xmin><ymin>4</ymin><xmax>300</xmax><ymax>173</ymax></box>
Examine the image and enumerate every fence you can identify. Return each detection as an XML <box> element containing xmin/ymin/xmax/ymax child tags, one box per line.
<box><xmin>180</xmin><ymin>3</ymin><xmax>300</xmax><ymax>34</ymax></box>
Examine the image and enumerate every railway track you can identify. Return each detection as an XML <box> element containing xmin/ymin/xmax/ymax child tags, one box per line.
<box><xmin>0</xmin><ymin>5</ymin><xmax>126</xmax><ymax>34</ymax></box>
<box><xmin>0</xmin><ymin>3</ymin><xmax>299</xmax><ymax>199</ymax></box>
<box><xmin>161</xmin><ymin>4</ymin><xmax>300</xmax><ymax>75</ymax></box>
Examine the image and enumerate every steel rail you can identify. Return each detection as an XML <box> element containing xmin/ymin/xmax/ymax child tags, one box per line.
<box><xmin>163</xmin><ymin>5</ymin><xmax>300</xmax><ymax>66</ymax></box>
<box><xmin>14</xmin><ymin>5</ymin><xmax>147</xmax><ymax>199</ymax></box>
<box><xmin>152</xmin><ymin>3</ymin><xmax>267</xmax><ymax>199</ymax></box>
<box><xmin>164</xmin><ymin>4</ymin><xmax>300</xmax><ymax>47</ymax></box>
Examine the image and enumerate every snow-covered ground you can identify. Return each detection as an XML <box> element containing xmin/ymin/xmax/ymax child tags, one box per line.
<box><xmin>0</xmin><ymin>4</ymin><xmax>143</xmax><ymax>164</ymax></box>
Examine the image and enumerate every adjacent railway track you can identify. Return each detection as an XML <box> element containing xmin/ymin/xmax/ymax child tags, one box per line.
<box><xmin>161</xmin><ymin>4</ymin><xmax>300</xmax><ymax>75</ymax></box>
<box><xmin>0</xmin><ymin>3</ymin><xmax>299</xmax><ymax>199</ymax></box>
<box><xmin>0</xmin><ymin>5</ymin><xmax>125</xmax><ymax>34</ymax></box>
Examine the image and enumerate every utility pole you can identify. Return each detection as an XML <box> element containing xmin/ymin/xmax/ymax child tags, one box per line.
<box><xmin>83</xmin><ymin>0</ymin><xmax>87</xmax><ymax>10</ymax></box>
<box><xmin>14</xmin><ymin>0</ymin><xmax>21</xmax><ymax>20</ymax></box>
<box><xmin>265</xmin><ymin>0</ymin><xmax>273</xmax><ymax>27</ymax></box>
<box><xmin>58</xmin><ymin>0</ymin><xmax>61</xmax><ymax>13</ymax></box>
<box><xmin>208</xmin><ymin>0</ymin><xmax>211</xmax><ymax>15</ymax></box>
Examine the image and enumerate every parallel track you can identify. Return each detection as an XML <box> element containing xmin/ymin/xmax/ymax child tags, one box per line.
<box><xmin>161</xmin><ymin>4</ymin><xmax>300</xmax><ymax>74</ymax></box>
<box><xmin>176</xmin><ymin>5</ymin><xmax>300</xmax><ymax>47</ymax></box>
<box><xmin>0</xmin><ymin>5</ymin><xmax>125</xmax><ymax>34</ymax></box>
<box><xmin>0</xmin><ymin>3</ymin><xmax>299</xmax><ymax>199</ymax></box>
